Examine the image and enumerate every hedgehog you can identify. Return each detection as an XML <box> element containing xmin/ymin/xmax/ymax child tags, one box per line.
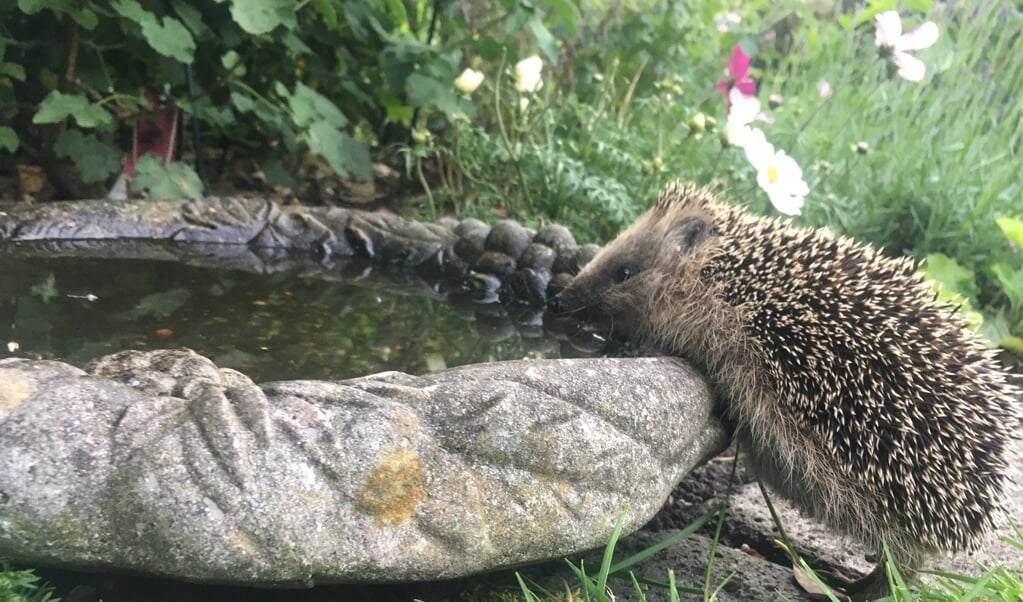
<box><xmin>547</xmin><ymin>182</ymin><xmax>1020</xmax><ymax>600</ymax></box>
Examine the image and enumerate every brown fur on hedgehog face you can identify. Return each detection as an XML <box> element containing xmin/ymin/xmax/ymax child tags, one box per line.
<box><xmin>550</xmin><ymin>183</ymin><xmax>729</xmax><ymax>344</ymax></box>
<box><xmin>552</xmin><ymin>181</ymin><xmax>744</xmax><ymax>360</ymax></box>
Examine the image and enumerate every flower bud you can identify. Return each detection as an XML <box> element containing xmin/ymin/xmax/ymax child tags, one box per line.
<box><xmin>454</xmin><ymin>68</ymin><xmax>484</xmax><ymax>94</ymax></box>
<box><xmin>411</xmin><ymin>128</ymin><xmax>432</xmax><ymax>144</ymax></box>
<box><xmin>688</xmin><ymin>112</ymin><xmax>707</xmax><ymax>133</ymax></box>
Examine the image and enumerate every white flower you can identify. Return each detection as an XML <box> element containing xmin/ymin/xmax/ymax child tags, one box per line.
<box><xmin>722</xmin><ymin>120</ymin><xmax>753</xmax><ymax>148</ymax></box>
<box><xmin>721</xmin><ymin>88</ymin><xmax>762</xmax><ymax>147</ymax></box>
<box><xmin>742</xmin><ymin>129</ymin><xmax>808</xmax><ymax>216</ymax></box>
<box><xmin>875</xmin><ymin>11</ymin><xmax>939</xmax><ymax>82</ymax></box>
<box><xmin>454</xmin><ymin>68</ymin><xmax>484</xmax><ymax>94</ymax></box>
<box><xmin>513</xmin><ymin>55</ymin><xmax>543</xmax><ymax>93</ymax></box>
<box><xmin>727</xmin><ymin>88</ymin><xmax>761</xmax><ymax>126</ymax></box>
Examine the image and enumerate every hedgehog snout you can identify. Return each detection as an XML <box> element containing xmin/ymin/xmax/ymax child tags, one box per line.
<box><xmin>546</xmin><ymin>292</ymin><xmax>571</xmax><ymax>315</ymax></box>
<box><xmin>547</xmin><ymin>284</ymin><xmax>594</xmax><ymax>316</ymax></box>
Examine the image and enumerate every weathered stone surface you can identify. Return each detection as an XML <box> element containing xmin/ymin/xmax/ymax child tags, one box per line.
<box><xmin>0</xmin><ymin>350</ymin><xmax>728</xmax><ymax>586</ymax></box>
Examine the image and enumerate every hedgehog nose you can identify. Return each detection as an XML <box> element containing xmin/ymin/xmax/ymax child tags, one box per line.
<box><xmin>547</xmin><ymin>294</ymin><xmax>564</xmax><ymax>315</ymax></box>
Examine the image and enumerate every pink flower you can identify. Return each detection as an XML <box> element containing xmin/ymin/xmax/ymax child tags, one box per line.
<box><xmin>716</xmin><ymin>45</ymin><xmax>756</xmax><ymax>101</ymax></box>
<box><xmin>875</xmin><ymin>11</ymin><xmax>939</xmax><ymax>82</ymax></box>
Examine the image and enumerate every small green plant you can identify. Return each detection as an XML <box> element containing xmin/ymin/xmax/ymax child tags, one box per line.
<box><xmin>923</xmin><ymin>215</ymin><xmax>1023</xmax><ymax>353</ymax></box>
<box><xmin>512</xmin><ymin>502</ymin><xmax>718</xmax><ymax>601</ymax></box>
<box><xmin>0</xmin><ymin>561</ymin><xmax>58</xmax><ymax>602</ymax></box>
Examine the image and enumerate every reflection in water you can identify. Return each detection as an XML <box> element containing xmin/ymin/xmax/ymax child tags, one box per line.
<box><xmin>0</xmin><ymin>255</ymin><xmax>560</xmax><ymax>382</ymax></box>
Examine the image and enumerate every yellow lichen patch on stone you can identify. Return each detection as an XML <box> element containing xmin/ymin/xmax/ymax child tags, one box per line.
<box><xmin>354</xmin><ymin>447</ymin><xmax>426</xmax><ymax>527</ymax></box>
<box><xmin>0</xmin><ymin>371</ymin><xmax>32</xmax><ymax>419</ymax></box>
<box><xmin>228</xmin><ymin>530</ymin><xmax>262</xmax><ymax>556</ymax></box>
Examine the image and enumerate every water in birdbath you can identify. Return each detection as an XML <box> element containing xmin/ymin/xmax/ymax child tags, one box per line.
<box><xmin>0</xmin><ymin>253</ymin><xmax>561</xmax><ymax>381</ymax></box>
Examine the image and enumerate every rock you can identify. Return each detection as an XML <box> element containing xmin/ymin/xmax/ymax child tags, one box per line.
<box><xmin>0</xmin><ymin>350</ymin><xmax>727</xmax><ymax>586</ymax></box>
<box><xmin>534</xmin><ymin>224</ymin><xmax>576</xmax><ymax>250</ymax></box>
<box><xmin>484</xmin><ymin>220</ymin><xmax>532</xmax><ymax>259</ymax></box>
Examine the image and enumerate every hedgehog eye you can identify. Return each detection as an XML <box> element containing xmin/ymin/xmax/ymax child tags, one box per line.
<box><xmin>614</xmin><ymin>266</ymin><xmax>634</xmax><ymax>283</ymax></box>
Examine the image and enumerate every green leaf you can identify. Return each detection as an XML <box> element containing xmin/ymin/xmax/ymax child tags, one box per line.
<box><xmin>381</xmin><ymin>0</ymin><xmax>407</xmax><ymax>26</ymax></box>
<box><xmin>990</xmin><ymin>263</ymin><xmax>1023</xmax><ymax>309</ymax></box>
<box><xmin>978</xmin><ymin>311</ymin><xmax>1011</xmax><ymax>348</ymax></box>
<box><xmin>111</xmin><ymin>0</ymin><xmax>196</xmax><ymax>63</ymax></box>
<box><xmin>33</xmin><ymin>91</ymin><xmax>113</xmax><ymax>129</ymax></box>
<box><xmin>308</xmin><ymin>0</ymin><xmax>337</xmax><ymax>28</ymax></box>
<box><xmin>339</xmin><ymin>134</ymin><xmax>372</xmax><ymax>181</ymax></box>
<box><xmin>405</xmin><ymin>72</ymin><xmax>459</xmax><ymax>117</ymax></box>
<box><xmin>18</xmin><ymin>0</ymin><xmax>98</xmax><ymax>28</ymax></box>
<box><xmin>305</xmin><ymin>122</ymin><xmax>340</xmax><ymax>163</ymax></box>
<box><xmin>527</xmin><ymin>16</ymin><xmax>558</xmax><ymax>63</ymax></box>
<box><xmin>902</xmin><ymin>0</ymin><xmax>933</xmax><ymax>13</ymax></box>
<box><xmin>295</xmin><ymin>82</ymin><xmax>347</xmax><ymax>128</ymax></box>
<box><xmin>171</xmin><ymin>0</ymin><xmax>209</xmax><ymax>37</ymax></box>
<box><xmin>230</xmin><ymin>90</ymin><xmax>282</xmax><ymax>126</ymax></box>
<box><xmin>1000</xmin><ymin>334</ymin><xmax>1023</xmax><ymax>354</ymax></box>
<box><xmin>922</xmin><ymin>253</ymin><xmax>979</xmax><ymax>303</ymax></box>
<box><xmin>305</xmin><ymin>122</ymin><xmax>371</xmax><ymax>180</ymax></box>
<box><xmin>996</xmin><ymin>216</ymin><xmax>1023</xmax><ymax>249</ymax></box>
<box><xmin>0</xmin><ymin>62</ymin><xmax>26</xmax><ymax>81</ymax></box>
<box><xmin>201</xmin><ymin>104</ymin><xmax>236</xmax><ymax>129</ymax></box>
<box><xmin>17</xmin><ymin>0</ymin><xmax>58</xmax><ymax>14</ymax></box>
<box><xmin>477</xmin><ymin>35</ymin><xmax>504</xmax><ymax>62</ymax></box>
<box><xmin>547</xmin><ymin>0</ymin><xmax>579</xmax><ymax>35</ymax></box>
<box><xmin>53</xmin><ymin>129</ymin><xmax>122</xmax><ymax>183</ymax></box>
<box><xmin>229</xmin><ymin>0</ymin><xmax>296</xmax><ymax>35</ymax></box>
<box><xmin>504</xmin><ymin>5</ymin><xmax>532</xmax><ymax>34</ymax></box>
<box><xmin>281</xmin><ymin>30</ymin><xmax>312</xmax><ymax>55</ymax></box>
<box><xmin>0</xmin><ymin>126</ymin><xmax>18</xmax><ymax>153</ymax></box>
<box><xmin>278</xmin><ymin>82</ymin><xmax>350</xmax><ymax>129</ymax></box>
<box><xmin>230</xmin><ymin>91</ymin><xmax>258</xmax><ymax>113</ymax></box>
<box><xmin>131</xmin><ymin>155</ymin><xmax>204</xmax><ymax>199</ymax></box>
<box><xmin>261</xmin><ymin>159</ymin><xmax>299</xmax><ymax>190</ymax></box>
<box><xmin>380</xmin><ymin>93</ymin><xmax>414</xmax><ymax>126</ymax></box>
<box><xmin>221</xmin><ymin>50</ymin><xmax>246</xmax><ymax>76</ymax></box>
<box><xmin>855</xmin><ymin>0</ymin><xmax>897</xmax><ymax>26</ymax></box>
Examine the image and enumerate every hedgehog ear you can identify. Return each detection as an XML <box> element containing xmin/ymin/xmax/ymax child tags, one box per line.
<box><xmin>666</xmin><ymin>216</ymin><xmax>709</xmax><ymax>255</ymax></box>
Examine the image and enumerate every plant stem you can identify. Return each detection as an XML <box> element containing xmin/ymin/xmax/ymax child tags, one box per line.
<box><xmin>493</xmin><ymin>49</ymin><xmax>533</xmax><ymax>211</ymax></box>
